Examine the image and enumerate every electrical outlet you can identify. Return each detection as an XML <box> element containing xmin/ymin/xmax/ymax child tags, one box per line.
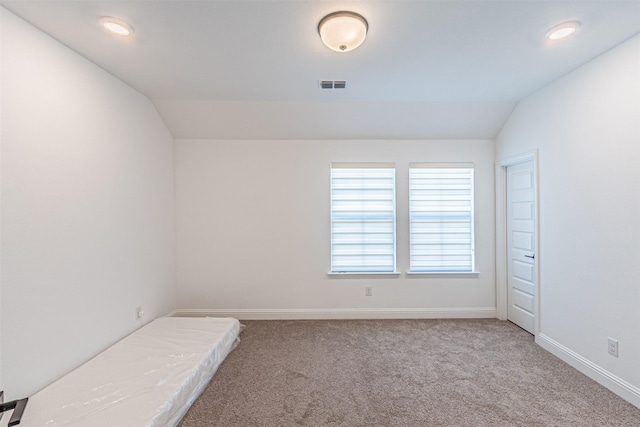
<box><xmin>365</xmin><ymin>286</ymin><xmax>373</xmax><ymax>297</ymax></box>
<box><xmin>607</xmin><ymin>338</ymin><xmax>618</xmax><ymax>357</ymax></box>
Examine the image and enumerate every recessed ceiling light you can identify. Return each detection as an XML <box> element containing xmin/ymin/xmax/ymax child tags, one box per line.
<box><xmin>99</xmin><ymin>17</ymin><xmax>134</xmax><ymax>37</ymax></box>
<box><xmin>546</xmin><ymin>21</ymin><xmax>580</xmax><ymax>41</ymax></box>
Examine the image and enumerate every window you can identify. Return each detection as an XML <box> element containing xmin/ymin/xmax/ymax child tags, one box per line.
<box><xmin>409</xmin><ymin>164</ymin><xmax>474</xmax><ymax>272</ymax></box>
<box><xmin>330</xmin><ymin>163</ymin><xmax>396</xmax><ymax>273</ymax></box>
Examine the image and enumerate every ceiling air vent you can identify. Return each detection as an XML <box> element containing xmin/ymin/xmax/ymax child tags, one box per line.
<box><xmin>319</xmin><ymin>80</ymin><xmax>347</xmax><ymax>89</ymax></box>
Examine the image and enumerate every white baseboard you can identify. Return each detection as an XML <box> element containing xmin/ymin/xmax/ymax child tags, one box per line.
<box><xmin>169</xmin><ymin>307</ymin><xmax>496</xmax><ymax>320</ymax></box>
<box><xmin>536</xmin><ymin>333</ymin><xmax>640</xmax><ymax>408</ymax></box>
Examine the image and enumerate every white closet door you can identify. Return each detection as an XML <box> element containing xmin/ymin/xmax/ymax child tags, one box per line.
<box><xmin>507</xmin><ymin>160</ymin><xmax>536</xmax><ymax>334</ymax></box>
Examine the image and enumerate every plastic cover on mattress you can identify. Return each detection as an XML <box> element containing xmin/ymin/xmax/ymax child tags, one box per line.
<box><xmin>4</xmin><ymin>316</ymin><xmax>241</xmax><ymax>427</ymax></box>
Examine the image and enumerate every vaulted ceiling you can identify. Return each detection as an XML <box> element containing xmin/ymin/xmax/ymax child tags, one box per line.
<box><xmin>3</xmin><ymin>1</ymin><xmax>639</xmax><ymax>139</ymax></box>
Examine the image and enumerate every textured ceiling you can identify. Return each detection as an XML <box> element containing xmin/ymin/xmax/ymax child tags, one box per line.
<box><xmin>2</xmin><ymin>0</ymin><xmax>640</xmax><ymax>139</ymax></box>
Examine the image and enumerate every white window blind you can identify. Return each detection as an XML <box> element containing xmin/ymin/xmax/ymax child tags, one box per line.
<box><xmin>409</xmin><ymin>164</ymin><xmax>474</xmax><ymax>272</ymax></box>
<box><xmin>330</xmin><ymin>163</ymin><xmax>396</xmax><ymax>273</ymax></box>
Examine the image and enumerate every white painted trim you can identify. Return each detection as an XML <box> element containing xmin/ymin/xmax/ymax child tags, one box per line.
<box><xmin>494</xmin><ymin>163</ymin><xmax>507</xmax><ymax>320</ymax></box>
<box><xmin>498</xmin><ymin>151</ymin><xmax>538</xmax><ymax>168</ymax></box>
<box><xmin>165</xmin><ymin>309</ymin><xmax>179</xmax><ymax>318</ymax></box>
<box><xmin>495</xmin><ymin>150</ymin><xmax>540</xmax><ymax>334</ymax></box>
<box><xmin>171</xmin><ymin>307</ymin><xmax>496</xmax><ymax>320</ymax></box>
<box><xmin>327</xmin><ymin>272</ymin><xmax>401</xmax><ymax>278</ymax></box>
<box><xmin>405</xmin><ymin>271</ymin><xmax>480</xmax><ymax>278</ymax></box>
<box><xmin>537</xmin><ymin>334</ymin><xmax>640</xmax><ymax>408</ymax></box>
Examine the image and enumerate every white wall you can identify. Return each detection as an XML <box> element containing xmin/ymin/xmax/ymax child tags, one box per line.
<box><xmin>496</xmin><ymin>35</ymin><xmax>640</xmax><ymax>401</ymax></box>
<box><xmin>175</xmin><ymin>139</ymin><xmax>495</xmax><ymax>317</ymax></box>
<box><xmin>1</xmin><ymin>8</ymin><xmax>176</xmax><ymax>399</ymax></box>
<box><xmin>0</xmin><ymin>8</ymin><xmax>3</xmax><ymax>390</ymax></box>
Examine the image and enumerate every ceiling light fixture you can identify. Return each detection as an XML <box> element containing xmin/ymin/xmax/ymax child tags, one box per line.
<box><xmin>318</xmin><ymin>11</ymin><xmax>368</xmax><ymax>52</ymax></box>
<box><xmin>546</xmin><ymin>21</ymin><xmax>580</xmax><ymax>41</ymax></box>
<box><xmin>99</xmin><ymin>17</ymin><xmax>134</xmax><ymax>36</ymax></box>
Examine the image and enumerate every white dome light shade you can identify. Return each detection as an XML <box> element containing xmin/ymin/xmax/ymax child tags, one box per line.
<box><xmin>546</xmin><ymin>21</ymin><xmax>580</xmax><ymax>40</ymax></box>
<box><xmin>99</xmin><ymin>17</ymin><xmax>134</xmax><ymax>36</ymax></box>
<box><xmin>318</xmin><ymin>11</ymin><xmax>368</xmax><ymax>52</ymax></box>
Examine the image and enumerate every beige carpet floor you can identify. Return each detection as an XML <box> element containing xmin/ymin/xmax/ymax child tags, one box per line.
<box><xmin>179</xmin><ymin>319</ymin><xmax>640</xmax><ymax>426</ymax></box>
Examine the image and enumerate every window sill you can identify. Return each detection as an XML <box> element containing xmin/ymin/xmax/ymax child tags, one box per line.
<box><xmin>326</xmin><ymin>271</ymin><xmax>480</xmax><ymax>279</ymax></box>
<box><xmin>327</xmin><ymin>271</ymin><xmax>402</xmax><ymax>279</ymax></box>
<box><xmin>405</xmin><ymin>271</ymin><xmax>480</xmax><ymax>278</ymax></box>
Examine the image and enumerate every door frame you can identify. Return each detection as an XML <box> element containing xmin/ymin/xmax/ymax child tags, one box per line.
<box><xmin>495</xmin><ymin>150</ymin><xmax>540</xmax><ymax>335</ymax></box>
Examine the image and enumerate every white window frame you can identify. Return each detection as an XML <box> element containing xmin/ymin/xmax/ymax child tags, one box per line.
<box><xmin>408</xmin><ymin>163</ymin><xmax>475</xmax><ymax>273</ymax></box>
<box><xmin>330</xmin><ymin>163</ymin><xmax>397</xmax><ymax>274</ymax></box>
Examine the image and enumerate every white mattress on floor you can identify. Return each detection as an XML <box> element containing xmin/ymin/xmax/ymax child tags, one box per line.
<box><xmin>5</xmin><ymin>317</ymin><xmax>240</xmax><ymax>427</ymax></box>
